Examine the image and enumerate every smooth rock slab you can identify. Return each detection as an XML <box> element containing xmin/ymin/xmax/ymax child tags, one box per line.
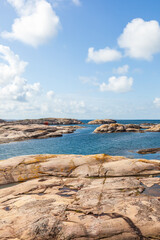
<box><xmin>0</xmin><ymin>124</ymin><xmax>82</xmax><ymax>144</ymax></box>
<box><xmin>0</xmin><ymin>154</ymin><xmax>160</xmax><ymax>239</ymax></box>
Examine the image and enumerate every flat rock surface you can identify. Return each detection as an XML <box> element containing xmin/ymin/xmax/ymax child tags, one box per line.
<box><xmin>0</xmin><ymin>123</ymin><xmax>82</xmax><ymax>144</ymax></box>
<box><xmin>0</xmin><ymin>154</ymin><xmax>160</xmax><ymax>239</ymax></box>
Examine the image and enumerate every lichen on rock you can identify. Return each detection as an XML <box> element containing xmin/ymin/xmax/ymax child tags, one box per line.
<box><xmin>0</xmin><ymin>154</ymin><xmax>160</xmax><ymax>239</ymax></box>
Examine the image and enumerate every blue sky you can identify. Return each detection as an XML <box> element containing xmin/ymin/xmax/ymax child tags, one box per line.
<box><xmin>0</xmin><ymin>0</ymin><xmax>160</xmax><ymax>119</ymax></box>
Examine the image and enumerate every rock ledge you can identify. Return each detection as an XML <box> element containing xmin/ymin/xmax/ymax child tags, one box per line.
<box><xmin>0</xmin><ymin>154</ymin><xmax>160</xmax><ymax>239</ymax></box>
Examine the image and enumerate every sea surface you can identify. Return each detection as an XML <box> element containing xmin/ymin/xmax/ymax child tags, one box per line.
<box><xmin>0</xmin><ymin>120</ymin><xmax>160</xmax><ymax>160</ymax></box>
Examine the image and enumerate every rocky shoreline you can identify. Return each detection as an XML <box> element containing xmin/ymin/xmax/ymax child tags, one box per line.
<box><xmin>0</xmin><ymin>123</ymin><xmax>83</xmax><ymax>144</ymax></box>
<box><xmin>0</xmin><ymin>154</ymin><xmax>160</xmax><ymax>239</ymax></box>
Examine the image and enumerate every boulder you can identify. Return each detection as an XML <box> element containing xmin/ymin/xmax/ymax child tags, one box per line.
<box><xmin>0</xmin><ymin>154</ymin><xmax>160</xmax><ymax>239</ymax></box>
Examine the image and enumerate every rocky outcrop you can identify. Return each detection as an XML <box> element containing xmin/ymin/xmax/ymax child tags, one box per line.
<box><xmin>0</xmin><ymin>123</ymin><xmax>82</xmax><ymax>144</ymax></box>
<box><xmin>140</xmin><ymin>123</ymin><xmax>155</xmax><ymax>129</ymax></box>
<box><xmin>94</xmin><ymin>123</ymin><xmax>142</xmax><ymax>133</ymax></box>
<box><xmin>0</xmin><ymin>119</ymin><xmax>6</xmax><ymax>123</ymax></box>
<box><xmin>88</xmin><ymin>119</ymin><xmax>116</xmax><ymax>124</ymax></box>
<box><xmin>137</xmin><ymin>147</ymin><xmax>160</xmax><ymax>154</ymax></box>
<box><xmin>0</xmin><ymin>154</ymin><xmax>160</xmax><ymax>239</ymax></box>
<box><xmin>145</xmin><ymin>124</ymin><xmax>160</xmax><ymax>132</ymax></box>
<box><xmin>7</xmin><ymin>118</ymin><xmax>83</xmax><ymax>125</ymax></box>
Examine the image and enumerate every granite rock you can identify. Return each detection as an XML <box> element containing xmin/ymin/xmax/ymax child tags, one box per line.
<box><xmin>0</xmin><ymin>154</ymin><xmax>160</xmax><ymax>239</ymax></box>
<box><xmin>88</xmin><ymin>119</ymin><xmax>116</xmax><ymax>125</ymax></box>
<box><xmin>7</xmin><ymin>118</ymin><xmax>83</xmax><ymax>125</ymax></box>
<box><xmin>0</xmin><ymin>123</ymin><xmax>82</xmax><ymax>144</ymax></box>
<box><xmin>94</xmin><ymin>123</ymin><xmax>143</xmax><ymax>133</ymax></box>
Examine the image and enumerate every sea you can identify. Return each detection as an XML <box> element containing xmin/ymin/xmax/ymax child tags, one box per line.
<box><xmin>0</xmin><ymin>120</ymin><xmax>160</xmax><ymax>161</ymax></box>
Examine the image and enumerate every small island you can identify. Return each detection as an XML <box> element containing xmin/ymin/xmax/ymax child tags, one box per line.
<box><xmin>94</xmin><ymin>123</ymin><xmax>160</xmax><ymax>133</ymax></box>
<box><xmin>0</xmin><ymin>118</ymin><xmax>83</xmax><ymax>144</ymax></box>
<box><xmin>88</xmin><ymin>119</ymin><xmax>117</xmax><ymax>124</ymax></box>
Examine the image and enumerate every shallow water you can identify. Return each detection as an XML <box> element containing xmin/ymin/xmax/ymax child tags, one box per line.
<box><xmin>0</xmin><ymin>120</ymin><xmax>160</xmax><ymax>160</ymax></box>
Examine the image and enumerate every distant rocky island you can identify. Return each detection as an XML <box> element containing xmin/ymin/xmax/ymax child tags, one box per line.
<box><xmin>0</xmin><ymin>123</ymin><xmax>83</xmax><ymax>144</ymax></box>
<box><xmin>0</xmin><ymin>118</ymin><xmax>83</xmax><ymax>125</ymax></box>
<box><xmin>0</xmin><ymin>118</ymin><xmax>85</xmax><ymax>144</ymax></box>
<box><xmin>0</xmin><ymin>118</ymin><xmax>160</xmax><ymax>144</ymax></box>
<box><xmin>88</xmin><ymin>119</ymin><xmax>116</xmax><ymax>124</ymax></box>
<box><xmin>94</xmin><ymin>123</ymin><xmax>160</xmax><ymax>133</ymax></box>
<box><xmin>0</xmin><ymin>153</ymin><xmax>159</xmax><ymax>239</ymax></box>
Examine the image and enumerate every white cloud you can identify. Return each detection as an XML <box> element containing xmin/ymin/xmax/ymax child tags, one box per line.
<box><xmin>153</xmin><ymin>98</ymin><xmax>160</xmax><ymax>107</ymax></box>
<box><xmin>0</xmin><ymin>44</ymin><xmax>87</xmax><ymax>118</ymax></box>
<box><xmin>87</xmin><ymin>47</ymin><xmax>122</xmax><ymax>63</ymax></box>
<box><xmin>0</xmin><ymin>44</ymin><xmax>41</xmax><ymax>102</ymax></box>
<box><xmin>113</xmin><ymin>64</ymin><xmax>129</xmax><ymax>75</ymax></box>
<box><xmin>0</xmin><ymin>45</ymin><xmax>27</xmax><ymax>85</ymax></box>
<box><xmin>0</xmin><ymin>77</ymin><xmax>40</xmax><ymax>102</ymax></box>
<box><xmin>99</xmin><ymin>76</ymin><xmax>133</xmax><ymax>93</ymax></box>
<box><xmin>72</xmin><ymin>0</ymin><xmax>81</xmax><ymax>6</ymax></box>
<box><xmin>118</xmin><ymin>18</ymin><xmax>160</xmax><ymax>60</ymax></box>
<box><xmin>2</xmin><ymin>0</ymin><xmax>60</xmax><ymax>47</ymax></box>
<box><xmin>47</xmin><ymin>90</ymin><xmax>54</xmax><ymax>99</ymax></box>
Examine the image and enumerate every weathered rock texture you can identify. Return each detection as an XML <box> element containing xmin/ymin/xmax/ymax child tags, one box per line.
<box><xmin>0</xmin><ymin>123</ymin><xmax>82</xmax><ymax>144</ymax></box>
<box><xmin>94</xmin><ymin>123</ymin><xmax>160</xmax><ymax>133</ymax></box>
<box><xmin>146</xmin><ymin>124</ymin><xmax>160</xmax><ymax>132</ymax></box>
<box><xmin>137</xmin><ymin>147</ymin><xmax>160</xmax><ymax>155</ymax></box>
<box><xmin>88</xmin><ymin>119</ymin><xmax>116</xmax><ymax>125</ymax></box>
<box><xmin>0</xmin><ymin>154</ymin><xmax>160</xmax><ymax>239</ymax></box>
<box><xmin>94</xmin><ymin>123</ymin><xmax>142</xmax><ymax>133</ymax></box>
<box><xmin>7</xmin><ymin>118</ymin><xmax>83</xmax><ymax>125</ymax></box>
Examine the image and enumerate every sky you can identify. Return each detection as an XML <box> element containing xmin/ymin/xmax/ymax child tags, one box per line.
<box><xmin>0</xmin><ymin>0</ymin><xmax>160</xmax><ymax>119</ymax></box>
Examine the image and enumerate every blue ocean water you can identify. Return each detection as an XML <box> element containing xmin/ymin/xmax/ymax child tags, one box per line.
<box><xmin>0</xmin><ymin>120</ymin><xmax>160</xmax><ymax>160</ymax></box>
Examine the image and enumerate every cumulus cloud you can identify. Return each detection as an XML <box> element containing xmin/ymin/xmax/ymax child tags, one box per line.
<box><xmin>113</xmin><ymin>65</ymin><xmax>129</xmax><ymax>75</ymax></box>
<box><xmin>153</xmin><ymin>98</ymin><xmax>160</xmax><ymax>107</ymax></box>
<box><xmin>99</xmin><ymin>76</ymin><xmax>133</xmax><ymax>93</ymax></box>
<box><xmin>0</xmin><ymin>44</ymin><xmax>41</xmax><ymax>102</ymax></box>
<box><xmin>87</xmin><ymin>47</ymin><xmax>122</xmax><ymax>63</ymax></box>
<box><xmin>0</xmin><ymin>44</ymin><xmax>87</xmax><ymax>118</ymax></box>
<box><xmin>118</xmin><ymin>18</ymin><xmax>160</xmax><ymax>60</ymax></box>
<box><xmin>0</xmin><ymin>45</ymin><xmax>27</xmax><ymax>85</ymax></box>
<box><xmin>1</xmin><ymin>0</ymin><xmax>60</xmax><ymax>47</ymax></box>
<box><xmin>72</xmin><ymin>0</ymin><xmax>81</xmax><ymax>6</ymax></box>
